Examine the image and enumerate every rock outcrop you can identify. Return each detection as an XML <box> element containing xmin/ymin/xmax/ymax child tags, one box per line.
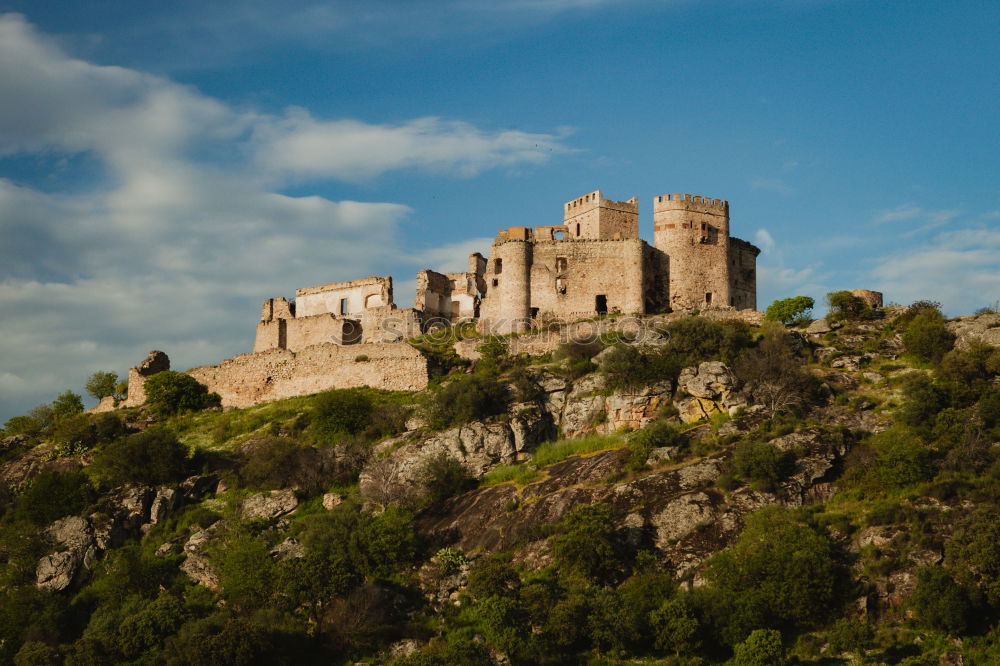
<box><xmin>674</xmin><ymin>361</ymin><xmax>746</xmax><ymax>422</ymax></box>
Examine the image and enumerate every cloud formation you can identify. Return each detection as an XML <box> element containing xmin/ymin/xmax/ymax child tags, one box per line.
<box><xmin>0</xmin><ymin>14</ymin><xmax>570</xmax><ymax>420</ymax></box>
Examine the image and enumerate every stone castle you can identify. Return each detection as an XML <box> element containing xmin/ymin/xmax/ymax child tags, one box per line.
<box><xmin>118</xmin><ymin>190</ymin><xmax>761</xmax><ymax>410</ymax></box>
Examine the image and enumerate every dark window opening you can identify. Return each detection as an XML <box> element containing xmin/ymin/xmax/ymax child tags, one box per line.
<box><xmin>730</xmin><ymin>297</ymin><xmax>735</xmax><ymax>306</ymax></box>
<box><xmin>530</xmin><ymin>307</ymin><xmax>539</xmax><ymax>319</ymax></box>
<box><xmin>492</xmin><ymin>279</ymin><xmax>499</xmax><ymax>287</ymax></box>
<box><xmin>595</xmin><ymin>294</ymin><xmax>608</xmax><ymax>315</ymax></box>
<box><xmin>494</xmin><ymin>258</ymin><xmax>503</xmax><ymax>274</ymax></box>
<box><xmin>555</xmin><ymin>257</ymin><xmax>568</xmax><ymax>273</ymax></box>
<box><xmin>553</xmin><ymin>230</ymin><xmax>565</xmax><ymax>240</ymax></box>
<box><xmin>339</xmin><ymin>298</ymin><xmax>349</xmax><ymax>315</ymax></box>
<box><xmin>576</xmin><ymin>223</ymin><xmax>580</xmax><ymax>236</ymax></box>
<box><xmin>705</xmin><ymin>292</ymin><xmax>713</xmax><ymax>305</ymax></box>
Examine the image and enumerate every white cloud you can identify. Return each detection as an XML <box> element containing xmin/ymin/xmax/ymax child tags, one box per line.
<box><xmin>869</xmin><ymin>228</ymin><xmax>1000</xmax><ymax>316</ymax></box>
<box><xmin>873</xmin><ymin>203</ymin><xmax>922</xmax><ymax>224</ymax></box>
<box><xmin>0</xmin><ymin>14</ymin><xmax>571</xmax><ymax>420</ymax></box>
<box><xmin>253</xmin><ymin>112</ymin><xmax>573</xmax><ymax>182</ymax></box>
<box><xmin>754</xmin><ymin>228</ymin><xmax>775</xmax><ymax>255</ymax></box>
<box><xmin>750</xmin><ymin>177</ymin><xmax>792</xmax><ymax>195</ymax></box>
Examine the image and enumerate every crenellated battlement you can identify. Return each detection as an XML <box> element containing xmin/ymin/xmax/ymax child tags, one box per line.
<box><xmin>653</xmin><ymin>193</ymin><xmax>729</xmax><ymax>215</ymax></box>
<box><xmin>563</xmin><ymin>190</ymin><xmax>639</xmax><ymax>220</ymax></box>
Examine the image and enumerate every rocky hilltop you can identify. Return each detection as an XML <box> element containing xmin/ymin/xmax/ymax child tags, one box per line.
<box><xmin>2</xmin><ymin>301</ymin><xmax>1000</xmax><ymax>665</ymax></box>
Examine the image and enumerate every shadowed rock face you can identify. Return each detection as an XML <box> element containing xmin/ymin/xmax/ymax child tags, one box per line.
<box><xmin>416</xmin><ymin>427</ymin><xmax>847</xmax><ymax>577</ymax></box>
<box><xmin>136</xmin><ymin>350</ymin><xmax>170</xmax><ymax>376</ymax></box>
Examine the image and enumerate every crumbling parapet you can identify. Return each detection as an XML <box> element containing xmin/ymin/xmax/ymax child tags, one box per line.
<box><xmin>123</xmin><ymin>350</ymin><xmax>170</xmax><ymax>408</ymax></box>
<box><xmin>850</xmin><ymin>290</ymin><xmax>884</xmax><ymax>309</ymax></box>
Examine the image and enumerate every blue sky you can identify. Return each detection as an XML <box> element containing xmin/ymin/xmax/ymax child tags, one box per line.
<box><xmin>1</xmin><ymin>0</ymin><xmax>998</xmax><ymax>420</ymax></box>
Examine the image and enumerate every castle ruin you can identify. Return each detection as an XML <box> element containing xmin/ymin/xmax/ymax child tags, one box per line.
<box><xmin>127</xmin><ymin>189</ymin><xmax>761</xmax><ymax>409</ymax></box>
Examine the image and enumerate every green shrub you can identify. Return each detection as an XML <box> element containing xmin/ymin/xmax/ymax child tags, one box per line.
<box><xmin>897</xmin><ymin>374</ymin><xmax>948</xmax><ymax>439</ymax></box>
<box><xmin>628</xmin><ymin>421</ymin><xmax>685</xmax><ymax>469</ymax></box>
<box><xmin>90</xmin><ymin>428</ymin><xmax>190</xmax><ymax>487</ymax></box>
<box><xmin>143</xmin><ymin>371</ymin><xmax>221</xmax><ymax>416</ymax></box>
<box><xmin>735</xmin><ymin>328</ymin><xmax>816</xmax><ymax>417</ymax></box>
<box><xmin>902</xmin><ymin>308</ymin><xmax>955</xmax><ymax>363</ymax></box>
<box><xmin>237</xmin><ymin>437</ymin><xmax>336</xmax><ymax>495</ymax></box>
<box><xmin>420</xmin><ymin>452</ymin><xmax>474</xmax><ymax>502</ymax></box>
<box><xmin>312</xmin><ymin>388</ymin><xmax>374</xmax><ymax>437</ymax></box>
<box><xmin>51</xmin><ymin>390</ymin><xmax>85</xmax><ymax>423</ymax></box>
<box><xmin>649</xmin><ymin>596</ymin><xmax>701</xmax><ymax>655</ymax></box>
<box><xmin>601</xmin><ymin>344</ymin><xmax>679</xmax><ymax>391</ymax></box>
<box><xmin>428</xmin><ymin>374</ymin><xmax>510</xmax><ymax>429</ymax></box>
<box><xmin>731</xmin><ymin>441</ymin><xmax>795</xmax><ymax>491</ymax></box>
<box><xmin>477</xmin><ymin>337</ymin><xmax>510</xmax><ymax>370</ymax></box>
<box><xmin>910</xmin><ymin>567</ymin><xmax>978</xmax><ymax>634</ymax></box>
<box><xmin>466</xmin><ymin>554</ymin><xmax>521</xmax><ymax>600</ymax></box>
<box><xmin>826</xmin><ymin>618</ymin><xmax>874</xmax><ymax>656</ymax></box>
<box><xmin>764</xmin><ymin>296</ymin><xmax>815</xmax><ymax>326</ymax></box>
<box><xmin>659</xmin><ymin>316</ymin><xmax>754</xmax><ymax>365</ymax></box>
<box><xmin>868</xmin><ymin>426</ymin><xmax>935</xmax><ymax>487</ymax></box>
<box><xmin>732</xmin><ymin>628</ymin><xmax>786</xmax><ymax>666</ymax></box>
<box><xmin>945</xmin><ymin>512</ymin><xmax>1000</xmax><ymax>605</ymax></box>
<box><xmin>550</xmin><ymin>503</ymin><xmax>621</xmax><ymax>582</ymax></box>
<box><xmin>13</xmin><ymin>470</ymin><xmax>96</xmax><ymax>525</ymax></box>
<box><xmin>704</xmin><ymin>507</ymin><xmax>840</xmax><ymax>640</ymax></box>
<box><xmin>3</xmin><ymin>414</ymin><xmax>42</xmax><ymax>438</ymax></box>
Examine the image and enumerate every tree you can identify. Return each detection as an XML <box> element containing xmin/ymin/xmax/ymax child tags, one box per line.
<box><xmin>731</xmin><ymin>441</ymin><xmax>795</xmax><ymax>491</ymax></box>
<box><xmin>764</xmin><ymin>296</ymin><xmax>815</xmax><ymax>326</ymax></box>
<box><xmin>51</xmin><ymin>391</ymin><xmax>84</xmax><ymax>422</ymax></box>
<box><xmin>910</xmin><ymin>567</ymin><xmax>977</xmax><ymax>634</ymax></box>
<box><xmin>705</xmin><ymin>507</ymin><xmax>839</xmax><ymax>638</ymax></box>
<box><xmin>420</xmin><ymin>452</ymin><xmax>474</xmax><ymax>502</ymax></box>
<box><xmin>650</xmin><ymin>596</ymin><xmax>701</xmax><ymax>656</ymax></box>
<box><xmin>143</xmin><ymin>371</ymin><xmax>220</xmax><ymax>416</ymax></box>
<box><xmin>85</xmin><ymin>371</ymin><xmax>120</xmax><ymax>401</ymax></box>
<box><xmin>13</xmin><ymin>470</ymin><xmax>96</xmax><ymax>525</ymax></box>
<box><xmin>735</xmin><ymin>328</ymin><xmax>816</xmax><ymax>417</ymax></box>
<box><xmin>427</xmin><ymin>374</ymin><xmax>511</xmax><ymax>429</ymax></box>
<box><xmin>827</xmin><ymin>291</ymin><xmax>872</xmax><ymax>320</ymax></box>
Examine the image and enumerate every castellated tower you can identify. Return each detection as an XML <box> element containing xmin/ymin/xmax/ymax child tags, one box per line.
<box><xmin>653</xmin><ymin>193</ymin><xmax>735</xmax><ymax>310</ymax></box>
<box><xmin>564</xmin><ymin>190</ymin><xmax>639</xmax><ymax>240</ymax></box>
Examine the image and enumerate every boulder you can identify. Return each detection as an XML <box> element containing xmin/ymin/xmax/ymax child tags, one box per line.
<box><xmin>830</xmin><ymin>355</ymin><xmax>868</xmax><ymax>372</ymax></box>
<box><xmin>241</xmin><ymin>489</ymin><xmax>299</xmax><ymax>520</ymax></box>
<box><xmin>805</xmin><ymin>318</ymin><xmax>832</xmax><ymax>334</ymax></box>
<box><xmin>651</xmin><ymin>492</ymin><xmax>715</xmax><ymax>546</ymax></box>
<box><xmin>149</xmin><ymin>488</ymin><xmax>179</xmax><ymax>524</ymax></box>
<box><xmin>180</xmin><ymin>474</ymin><xmax>219</xmax><ymax>500</ymax></box>
<box><xmin>36</xmin><ymin>551</ymin><xmax>80</xmax><ymax>592</ymax></box>
<box><xmin>322</xmin><ymin>493</ymin><xmax>345</xmax><ymax>510</ymax></box>
<box><xmin>948</xmin><ymin>312</ymin><xmax>1000</xmax><ymax>349</ymax></box>
<box><xmin>181</xmin><ymin>524</ymin><xmax>222</xmax><ymax>589</ymax></box>
<box><xmin>44</xmin><ymin>516</ymin><xmax>95</xmax><ymax>553</ymax></box>
<box><xmin>1</xmin><ymin>434</ymin><xmax>29</xmax><ymax>450</ymax></box>
<box><xmin>270</xmin><ymin>537</ymin><xmax>305</xmax><ymax>561</ymax></box>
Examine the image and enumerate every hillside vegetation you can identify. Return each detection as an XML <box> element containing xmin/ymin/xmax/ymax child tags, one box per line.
<box><xmin>2</xmin><ymin>301</ymin><xmax>1000</xmax><ymax>665</ymax></box>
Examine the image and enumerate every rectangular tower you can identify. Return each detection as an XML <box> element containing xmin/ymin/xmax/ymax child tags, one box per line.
<box><xmin>563</xmin><ymin>190</ymin><xmax>639</xmax><ymax>240</ymax></box>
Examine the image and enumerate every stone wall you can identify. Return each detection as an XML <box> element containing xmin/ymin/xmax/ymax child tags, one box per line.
<box><xmin>123</xmin><ymin>351</ymin><xmax>170</xmax><ymax>408</ymax></box>
<box><xmin>187</xmin><ymin>342</ymin><xmax>429</xmax><ymax>408</ymax></box>
<box><xmin>850</xmin><ymin>289</ymin><xmax>884</xmax><ymax>309</ymax></box>
<box><xmin>563</xmin><ymin>190</ymin><xmax>639</xmax><ymax>240</ymax></box>
<box><xmin>729</xmin><ymin>237</ymin><xmax>761</xmax><ymax>310</ymax></box>
<box><xmin>295</xmin><ymin>276</ymin><xmax>393</xmax><ymax>318</ymax></box>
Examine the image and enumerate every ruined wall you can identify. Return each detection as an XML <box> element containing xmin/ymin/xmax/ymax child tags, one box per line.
<box><xmin>563</xmin><ymin>190</ymin><xmax>639</xmax><ymax>240</ymax></box>
<box><xmin>360</xmin><ymin>306</ymin><xmax>423</xmax><ymax>343</ymax></box>
<box><xmin>187</xmin><ymin>342</ymin><xmax>429</xmax><ymax>408</ymax></box>
<box><xmin>122</xmin><ymin>351</ymin><xmax>170</xmax><ymax>408</ymax></box>
<box><xmin>728</xmin><ymin>237</ymin><xmax>761</xmax><ymax>310</ymax></box>
<box><xmin>415</xmin><ymin>270</ymin><xmax>480</xmax><ymax>321</ymax></box>
<box><xmin>295</xmin><ymin>276</ymin><xmax>393</xmax><ymax>318</ymax></box>
<box><xmin>850</xmin><ymin>289</ymin><xmax>884</xmax><ymax>309</ymax></box>
<box><xmin>653</xmin><ymin>194</ymin><xmax>731</xmax><ymax>310</ymax></box>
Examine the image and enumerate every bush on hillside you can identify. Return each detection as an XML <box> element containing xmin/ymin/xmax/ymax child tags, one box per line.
<box><xmin>550</xmin><ymin>503</ymin><xmax>622</xmax><ymax>582</ymax></box>
<box><xmin>731</xmin><ymin>441</ymin><xmax>795</xmax><ymax>491</ymax></box>
<box><xmin>735</xmin><ymin>329</ymin><xmax>817</xmax><ymax>417</ymax></box>
<box><xmin>312</xmin><ymin>388</ymin><xmax>374</xmax><ymax>438</ymax></box>
<box><xmin>659</xmin><ymin>317</ymin><xmax>753</xmax><ymax>365</ymax></box>
<box><xmin>143</xmin><ymin>372</ymin><xmax>221</xmax><ymax>417</ymax></box>
<box><xmin>628</xmin><ymin>421</ymin><xmax>686</xmax><ymax>469</ymax></box>
<box><xmin>902</xmin><ymin>307</ymin><xmax>955</xmax><ymax>363</ymax></box>
<box><xmin>420</xmin><ymin>452</ymin><xmax>474</xmax><ymax>503</ymax></box>
<box><xmin>601</xmin><ymin>344</ymin><xmax>679</xmax><ymax>391</ymax></box>
<box><xmin>51</xmin><ymin>390</ymin><xmax>85</xmax><ymax>423</ymax></box>
<box><xmin>910</xmin><ymin>567</ymin><xmax>979</xmax><ymax>634</ymax></box>
<box><xmin>13</xmin><ymin>470</ymin><xmax>96</xmax><ymax>525</ymax></box>
<box><xmin>427</xmin><ymin>374</ymin><xmax>510</xmax><ymax>429</ymax></box>
<box><xmin>90</xmin><ymin>428</ymin><xmax>190</xmax><ymax>487</ymax></box>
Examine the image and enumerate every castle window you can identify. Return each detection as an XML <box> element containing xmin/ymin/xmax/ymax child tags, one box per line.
<box><xmin>595</xmin><ymin>295</ymin><xmax>608</xmax><ymax>315</ymax></box>
<box><xmin>555</xmin><ymin>257</ymin><xmax>567</xmax><ymax>273</ymax></box>
<box><xmin>705</xmin><ymin>292</ymin><xmax>713</xmax><ymax>305</ymax></box>
<box><xmin>492</xmin><ymin>279</ymin><xmax>499</xmax><ymax>287</ymax></box>
<box><xmin>339</xmin><ymin>298</ymin><xmax>349</xmax><ymax>315</ymax></box>
<box><xmin>530</xmin><ymin>307</ymin><xmax>539</xmax><ymax>319</ymax></box>
<box><xmin>494</xmin><ymin>258</ymin><xmax>502</xmax><ymax>274</ymax></box>
<box><xmin>556</xmin><ymin>278</ymin><xmax>567</xmax><ymax>295</ymax></box>
<box><xmin>576</xmin><ymin>223</ymin><xmax>580</xmax><ymax>236</ymax></box>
